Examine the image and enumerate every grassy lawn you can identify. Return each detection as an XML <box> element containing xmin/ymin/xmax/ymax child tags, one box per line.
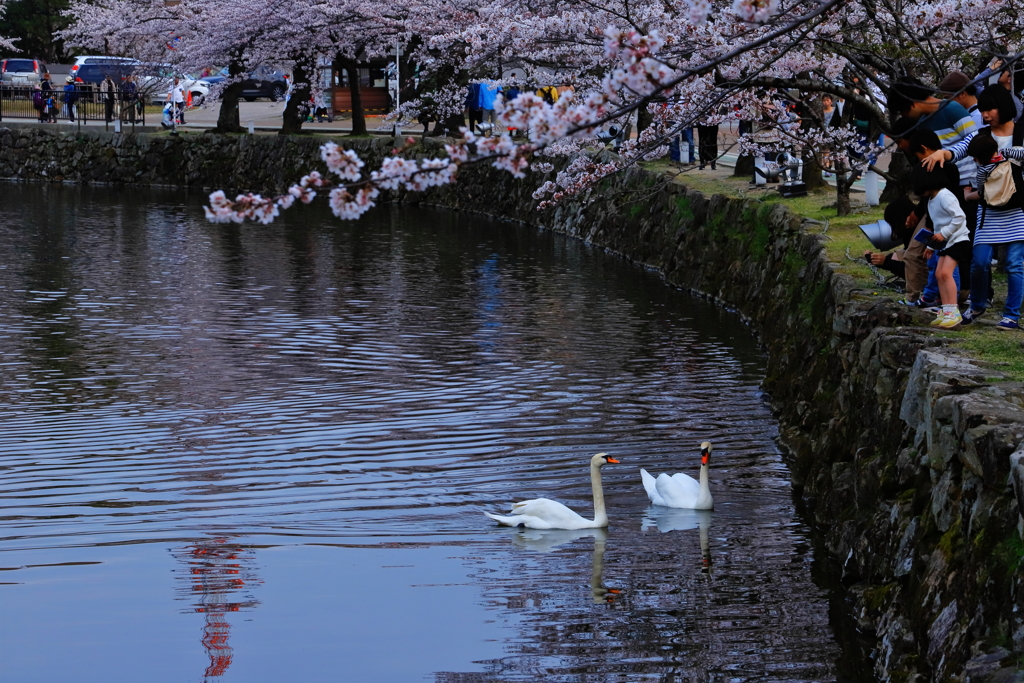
<box><xmin>643</xmin><ymin>159</ymin><xmax>1023</xmax><ymax>381</ymax></box>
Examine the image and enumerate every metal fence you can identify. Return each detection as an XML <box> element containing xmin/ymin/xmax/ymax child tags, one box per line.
<box><xmin>0</xmin><ymin>86</ymin><xmax>146</xmax><ymax>130</ymax></box>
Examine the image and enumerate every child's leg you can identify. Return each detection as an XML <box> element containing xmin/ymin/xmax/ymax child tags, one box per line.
<box><xmin>956</xmin><ymin>245</ymin><xmax>972</xmax><ymax>304</ymax></box>
<box><xmin>923</xmin><ymin>251</ymin><xmax>940</xmax><ymax>303</ymax></box>
<box><xmin>935</xmin><ymin>255</ymin><xmax>958</xmax><ymax>306</ymax></box>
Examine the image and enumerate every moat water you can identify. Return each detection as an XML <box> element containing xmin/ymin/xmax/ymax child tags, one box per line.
<box><xmin>0</xmin><ymin>185</ymin><xmax>866</xmax><ymax>682</ymax></box>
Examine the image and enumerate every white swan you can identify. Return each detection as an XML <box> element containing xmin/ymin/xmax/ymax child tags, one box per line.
<box><xmin>485</xmin><ymin>453</ymin><xmax>619</xmax><ymax>530</ymax></box>
<box><xmin>640</xmin><ymin>441</ymin><xmax>713</xmax><ymax>510</ymax></box>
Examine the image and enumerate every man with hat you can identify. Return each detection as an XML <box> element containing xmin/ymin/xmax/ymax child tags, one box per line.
<box><xmin>939</xmin><ymin>71</ymin><xmax>983</xmax><ymax>127</ymax></box>
<box><xmin>62</xmin><ymin>76</ymin><xmax>78</xmax><ymax>122</ymax></box>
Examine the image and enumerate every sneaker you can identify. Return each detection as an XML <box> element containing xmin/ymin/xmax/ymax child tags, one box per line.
<box><xmin>960</xmin><ymin>308</ymin><xmax>986</xmax><ymax>325</ymax></box>
<box><xmin>918</xmin><ymin>298</ymin><xmax>940</xmax><ymax>313</ymax></box>
<box><xmin>996</xmin><ymin>317</ymin><xmax>1020</xmax><ymax>331</ymax></box>
<box><xmin>897</xmin><ymin>298</ymin><xmax>920</xmax><ymax>306</ymax></box>
<box><xmin>929</xmin><ymin>311</ymin><xmax>949</xmax><ymax>327</ymax></box>
<box><xmin>937</xmin><ymin>310</ymin><xmax>963</xmax><ymax>328</ymax></box>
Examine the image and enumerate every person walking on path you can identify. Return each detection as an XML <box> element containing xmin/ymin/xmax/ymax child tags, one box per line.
<box><xmin>167</xmin><ymin>77</ymin><xmax>186</xmax><ymax>124</ymax></box>
<box><xmin>697</xmin><ymin>122</ymin><xmax>719</xmax><ymax>170</ymax></box>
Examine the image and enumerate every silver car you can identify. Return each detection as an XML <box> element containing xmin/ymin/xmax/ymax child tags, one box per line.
<box><xmin>1</xmin><ymin>58</ymin><xmax>48</xmax><ymax>84</ymax></box>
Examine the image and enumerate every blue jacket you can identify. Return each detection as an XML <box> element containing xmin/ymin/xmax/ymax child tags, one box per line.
<box><xmin>478</xmin><ymin>82</ymin><xmax>499</xmax><ymax>110</ymax></box>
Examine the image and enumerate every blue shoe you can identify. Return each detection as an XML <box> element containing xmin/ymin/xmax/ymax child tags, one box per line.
<box><xmin>996</xmin><ymin>317</ymin><xmax>1019</xmax><ymax>331</ymax></box>
<box><xmin>960</xmin><ymin>308</ymin><xmax>985</xmax><ymax>325</ymax></box>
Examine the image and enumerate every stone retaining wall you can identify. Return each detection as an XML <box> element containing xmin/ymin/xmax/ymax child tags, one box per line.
<box><xmin>4</xmin><ymin>125</ymin><xmax>1024</xmax><ymax>681</ymax></box>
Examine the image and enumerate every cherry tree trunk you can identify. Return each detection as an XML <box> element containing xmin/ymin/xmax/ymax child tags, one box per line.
<box><xmin>835</xmin><ymin>166</ymin><xmax>853</xmax><ymax>216</ymax></box>
<box><xmin>802</xmin><ymin>149</ymin><xmax>828</xmax><ymax>191</ymax></box>
<box><xmin>213</xmin><ymin>61</ymin><xmax>244</xmax><ymax>134</ymax></box>
<box><xmin>342</xmin><ymin>61</ymin><xmax>367</xmax><ymax>136</ymax></box>
<box><xmin>733</xmin><ymin>154</ymin><xmax>754</xmax><ymax>178</ymax></box>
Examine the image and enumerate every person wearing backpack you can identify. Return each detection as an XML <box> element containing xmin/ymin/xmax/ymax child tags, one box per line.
<box><xmin>40</xmin><ymin>72</ymin><xmax>56</xmax><ymax>123</ymax></box>
<box><xmin>959</xmin><ymin>133</ymin><xmax>1024</xmax><ymax>329</ymax></box>
<box><xmin>32</xmin><ymin>84</ymin><xmax>45</xmax><ymax>122</ymax></box>
<box><xmin>537</xmin><ymin>85</ymin><xmax>558</xmax><ymax>105</ymax></box>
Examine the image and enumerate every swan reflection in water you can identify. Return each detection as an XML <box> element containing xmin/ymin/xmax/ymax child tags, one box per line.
<box><xmin>641</xmin><ymin>507</ymin><xmax>713</xmax><ymax>573</ymax></box>
<box><xmin>501</xmin><ymin>527</ymin><xmax>620</xmax><ymax>603</ymax></box>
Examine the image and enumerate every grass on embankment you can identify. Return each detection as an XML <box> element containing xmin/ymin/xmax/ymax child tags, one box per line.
<box><xmin>643</xmin><ymin>159</ymin><xmax>1023</xmax><ymax>381</ymax></box>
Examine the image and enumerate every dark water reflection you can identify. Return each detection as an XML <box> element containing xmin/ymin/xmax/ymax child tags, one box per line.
<box><xmin>0</xmin><ymin>185</ymin><xmax>862</xmax><ymax>682</ymax></box>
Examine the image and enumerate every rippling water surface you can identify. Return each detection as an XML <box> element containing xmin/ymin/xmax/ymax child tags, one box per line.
<box><xmin>0</xmin><ymin>185</ymin><xmax>859</xmax><ymax>682</ymax></box>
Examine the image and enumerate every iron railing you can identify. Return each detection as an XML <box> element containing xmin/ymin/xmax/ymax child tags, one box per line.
<box><xmin>0</xmin><ymin>86</ymin><xmax>146</xmax><ymax>130</ymax></box>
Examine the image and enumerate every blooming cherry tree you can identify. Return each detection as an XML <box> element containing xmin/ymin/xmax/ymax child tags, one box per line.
<box><xmin>61</xmin><ymin>0</ymin><xmax>1024</xmax><ymax>219</ymax></box>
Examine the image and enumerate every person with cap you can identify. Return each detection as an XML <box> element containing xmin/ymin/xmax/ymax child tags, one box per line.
<box><xmin>940</xmin><ymin>71</ymin><xmax>983</xmax><ymax>127</ymax></box>
<box><xmin>62</xmin><ymin>76</ymin><xmax>79</xmax><ymax>122</ymax></box>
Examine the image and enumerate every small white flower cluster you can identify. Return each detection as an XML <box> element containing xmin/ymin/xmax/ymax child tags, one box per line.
<box><xmin>687</xmin><ymin>0</ymin><xmax>712</xmax><ymax>25</ymax></box>
<box><xmin>204</xmin><ymin>190</ymin><xmax>282</xmax><ymax>225</ymax></box>
<box><xmin>731</xmin><ymin>0</ymin><xmax>781</xmax><ymax>23</ymax></box>
<box><xmin>205</xmin><ymin>138</ymin><xmax>470</xmax><ymax>225</ymax></box>
<box><xmin>321</xmin><ymin>142</ymin><xmax>365</xmax><ymax>182</ymax></box>
<box><xmin>532</xmin><ymin>155</ymin><xmax>620</xmax><ymax>208</ymax></box>
<box><xmin>368</xmin><ymin>155</ymin><xmax>459</xmax><ymax>192</ymax></box>
<box><xmin>328</xmin><ymin>186</ymin><xmax>380</xmax><ymax>221</ymax></box>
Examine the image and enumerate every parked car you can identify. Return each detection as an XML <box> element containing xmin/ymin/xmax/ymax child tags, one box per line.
<box><xmin>135</xmin><ymin>64</ymin><xmax>210</xmax><ymax>105</ymax></box>
<box><xmin>70</xmin><ymin>57</ymin><xmax>139</xmax><ymax>89</ymax></box>
<box><xmin>1</xmin><ymin>58</ymin><xmax>49</xmax><ymax>84</ymax></box>
<box><xmin>200</xmin><ymin>65</ymin><xmax>288</xmax><ymax>102</ymax></box>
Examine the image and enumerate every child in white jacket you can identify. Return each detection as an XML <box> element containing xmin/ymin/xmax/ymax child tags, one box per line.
<box><xmin>913</xmin><ymin>165</ymin><xmax>970</xmax><ymax>328</ymax></box>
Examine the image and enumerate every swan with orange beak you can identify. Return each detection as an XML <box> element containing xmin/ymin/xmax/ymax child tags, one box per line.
<box><xmin>485</xmin><ymin>453</ymin><xmax>619</xmax><ymax>529</ymax></box>
<box><xmin>640</xmin><ymin>442</ymin><xmax>713</xmax><ymax>510</ymax></box>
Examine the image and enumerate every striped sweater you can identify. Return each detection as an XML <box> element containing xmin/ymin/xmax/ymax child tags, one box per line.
<box><xmin>917</xmin><ymin>101</ymin><xmax>979</xmax><ymax>186</ymax></box>
<box><xmin>973</xmin><ymin>148</ymin><xmax>1024</xmax><ymax>245</ymax></box>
